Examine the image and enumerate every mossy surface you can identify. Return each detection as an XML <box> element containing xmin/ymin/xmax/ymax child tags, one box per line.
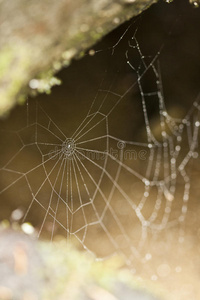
<box><xmin>0</xmin><ymin>0</ymin><xmax>158</xmax><ymax>117</ymax></box>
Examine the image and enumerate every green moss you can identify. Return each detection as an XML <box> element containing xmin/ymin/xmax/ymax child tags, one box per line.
<box><xmin>89</xmin><ymin>30</ymin><xmax>103</xmax><ymax>41</ymax></box>
<box><xmin>0</xmin><ymin>47</ymin><xmax>15</xmax><ymax>79</ymax></box>
<box><xmin>0</xmin><ymin>44</ymin><xmax>33</xmax><ymax>115</ymax></box>
<box><xmin>32</xmin><ymin>70</ymin><xmax>62</xmax><ymax>94</ymax></box>
<box><xmin>39</xmin><ymin>239</ymin><xmax>164</xmax><ymax>300</ymax></box>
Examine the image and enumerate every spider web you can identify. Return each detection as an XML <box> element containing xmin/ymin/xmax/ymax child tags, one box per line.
<box><xmin>0</xmin><ymin>13</ymin><xmax>200</xmax><ymax>269</ymax></box>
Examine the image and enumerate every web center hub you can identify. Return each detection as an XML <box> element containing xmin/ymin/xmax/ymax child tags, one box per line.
<box><xmin>62</xmin><ymin>138</ymin><xmax>76</xmax><ymax>158</ymax></box>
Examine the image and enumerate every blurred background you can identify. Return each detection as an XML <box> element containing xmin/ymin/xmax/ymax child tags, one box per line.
<box><xmin>0</xmin><ymin>0</ymin><xmax>200</xmax><ymax>299</ymax></box>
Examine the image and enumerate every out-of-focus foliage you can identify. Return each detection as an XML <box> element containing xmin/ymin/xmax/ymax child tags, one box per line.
<box><xmin>0</xmin><ymin>0</ymin><xmax>157</xmax><ymax>117</ymax></box>
<box><xmin>0</xmin><ymin>224</ymin><xmax>163</xmax><ymax>300</ymax></box>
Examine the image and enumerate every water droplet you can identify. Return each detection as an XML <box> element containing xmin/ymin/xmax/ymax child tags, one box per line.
<box><xmin>89</xmin><ymin>49</ymin><xmax>95</xmax><ymax>56</ymax></box>
<box><xmin>11</xmin><ymin>209</ymin><xmax>24</xmax><ymax>221</ymax></box>
<box><xmin>21</xmin><ymin>223</ymin><xmax>35</xmax><ymax>235</ymax></box>
<box><xmin>145</xmin><ymin>253</ymin><xmax>152</xmax><ymax>261</ymax></box>
<box><xmin>29</xmin><ymin>79</ymin><xmax>39</xmax><ymax>89</ymax></box>
<box><xmin>190</xmin><ymin>0</ymin><xmax>199</xmax><ymax>8</ymax></box>
<box><xmin>144</xmin><ymin>179</ymin><xmax>150</xmax><ymax>186</ymax></box>
<box><xmin>113</xmin><ymin>17</ymin><xmax>120</xmax><ymax>24</ymax></box>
